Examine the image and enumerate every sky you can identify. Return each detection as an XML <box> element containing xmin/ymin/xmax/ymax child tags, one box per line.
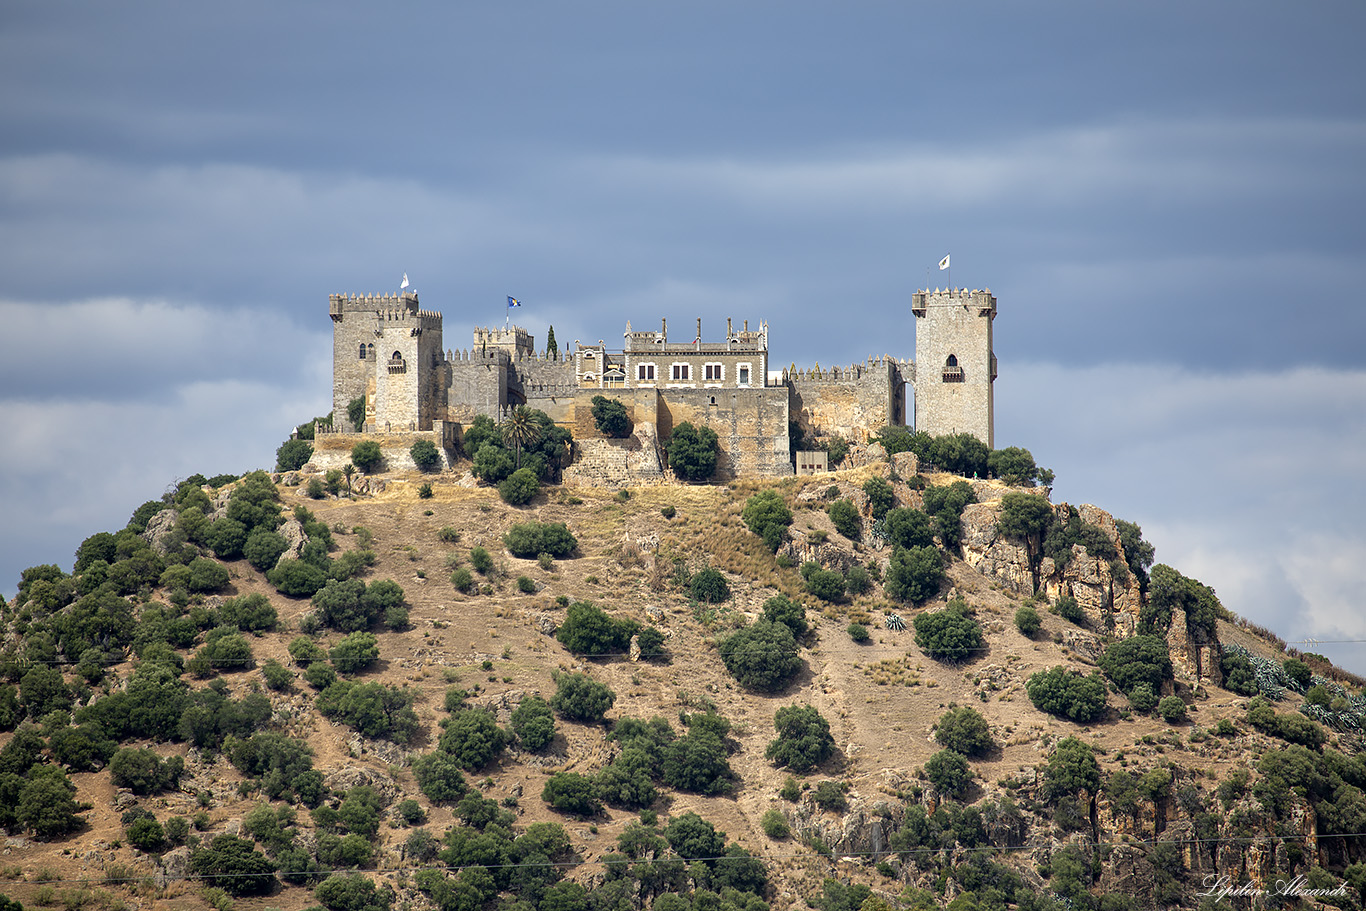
<box><xmin>2</xmin><ymin>2</ymin><xmax>1364</xmax><ymax>669</ymax></box>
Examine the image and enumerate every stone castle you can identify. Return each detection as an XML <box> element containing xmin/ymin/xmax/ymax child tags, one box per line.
<box><xmin>315</xmin><ymin>286</ymin><xmax>996</xmax><ymax>479</ymax></box>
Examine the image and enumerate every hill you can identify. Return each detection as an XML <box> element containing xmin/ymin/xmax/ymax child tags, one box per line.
<box><xmin>2</xmin><ymin>449</ymin><xmax>1365</xmax><ymax>911</ymax></box>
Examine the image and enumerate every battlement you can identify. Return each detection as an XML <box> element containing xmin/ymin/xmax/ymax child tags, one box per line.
<box><xmin>473</xmin><ymin>325</ymin><xmax>535</xmax><ymax>358</ymax></box>
<box><xmin>329</xmin><ymin>291</ymin><xmax>441</xmax><ymax>328</ymax></box>
<box><xmin>911</xmin><ymin>287</ymin><xmax>996</xmax><ymax>318</ymax></box>
<box><xmin>783</xmin><ymin>355</ymin><xmax>910</xmax><ymax>383</ymax></box>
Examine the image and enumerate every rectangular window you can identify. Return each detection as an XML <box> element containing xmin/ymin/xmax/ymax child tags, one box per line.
<box><xmin>738</xmin><ymin>365</ymin><xmax>751</xmax><ymax>386</ymax></box>
<box><xmin>705</xmin><ymin>363</ymin><xmax>723</xmax><ymax>381</ymax></box>
<box><xmin>637</xmin><ymin>364</ymin><xmax>655</xmax><ymax>380</ymax></box>
<box><xmin>672</xmin><ymin>364</ymin><xmax>690</xmax><ymax>381</ymax></box>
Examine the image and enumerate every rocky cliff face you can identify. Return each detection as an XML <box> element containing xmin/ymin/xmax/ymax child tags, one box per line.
<box><xmin>959</xmin><ymin>493</ymin><xmax>1220</xmax><ymax>687</ymax></box>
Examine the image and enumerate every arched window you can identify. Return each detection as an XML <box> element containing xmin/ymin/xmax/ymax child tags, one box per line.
<box><xmin>367</xmin><ymin>343</ymin><xmax>375</xmax><ymax>359</ymax></box>
<box><xmin>358</xmin><ymin>344</ymin><xmax>367</xmax><ymax>359</ymax></box>
<box><xmin>945</xmin><ymin>354</ymin><xmax>958</xmax><ymax>367</ymax></box>
<box><xmin>942</xmin><ymin>354</ymin><xmax>964</xmax><ymax>383</ymax></box>
<box><xmin>392</xmin><ymin>350</ymin><xmax>403</xmax><ymax>361</ymax></box>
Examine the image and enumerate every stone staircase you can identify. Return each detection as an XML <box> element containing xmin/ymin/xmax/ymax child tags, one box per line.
<box><xmin>562</xmin><ymin>425</ymin><xmax>665</xmax><ymax>488</ymax></box>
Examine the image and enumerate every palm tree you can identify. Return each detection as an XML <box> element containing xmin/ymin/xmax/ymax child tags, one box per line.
<box><xmin>502</xmin><ymin>407</ymin><xmax>541</xmax><ymax>470</ymax></box>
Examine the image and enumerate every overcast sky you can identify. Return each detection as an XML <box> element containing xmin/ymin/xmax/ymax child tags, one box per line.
<box><xmin>2</xmin><ymin>2</ymin><xmax>1363</xmax><ymax>670</ymax></box>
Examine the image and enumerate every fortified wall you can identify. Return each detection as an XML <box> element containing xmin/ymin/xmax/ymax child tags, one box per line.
<box><xmin>323</xmin><ymin>284</ymin><xmax>997</xmax><ymax>481</ymax></box>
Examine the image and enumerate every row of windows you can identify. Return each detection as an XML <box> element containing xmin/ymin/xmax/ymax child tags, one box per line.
<box><xmin>634</xmin><ymin>362</ymin><xmax>752</xmax><ymax>385</ymax></box>
<box><xmin>359</xmin><ymin>344</ymin><xmax>405</xmax><ymax>361</ymax></box>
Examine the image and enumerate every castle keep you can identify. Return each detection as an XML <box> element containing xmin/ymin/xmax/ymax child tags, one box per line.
<box><xmin>321</xmin><ymin>285</ymin><xmax>996</xmax><ymax>478</ymax></box>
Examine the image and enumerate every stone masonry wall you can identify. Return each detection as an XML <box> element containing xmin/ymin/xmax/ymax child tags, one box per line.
<box><xmin>310</xmin><ymin>427</ymin><xmax>459</xmax><ymax>472</ymax></box>
<box><xmin>788</xmin><ymin>357</ymin><xmax>907</xmax><ymax>443</ymax></box>
<box><xmin>659</xmin><ymin>387</ymin><xmax>792</xmax><ymax>479</ymax></box>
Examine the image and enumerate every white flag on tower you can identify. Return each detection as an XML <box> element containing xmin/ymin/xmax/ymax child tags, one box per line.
<box><xmin>400</xmin><ymin>273</ymin><xmax>410</xmax><ymax>290</ymax></box>
<box><xmin>938</xmin><ymin>255</ymin><xmax>950</xmax><ymax>271</ymax></box>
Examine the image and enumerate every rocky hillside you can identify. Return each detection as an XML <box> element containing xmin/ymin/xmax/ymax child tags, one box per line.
<box><xmin>2</xmin><ymin>455</ymin><xmax>1365</xmax><ymax>911</ymax></box>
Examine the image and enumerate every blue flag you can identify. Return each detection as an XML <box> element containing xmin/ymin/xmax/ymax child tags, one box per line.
<box><xmin>507</xmin><ymin>296</ymin><xmax>520</xmax><ymax>308</ymax></box>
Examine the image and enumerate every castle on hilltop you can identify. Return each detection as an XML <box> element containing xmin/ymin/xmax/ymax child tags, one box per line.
<box><xmin>317</xmin><ymin>286</ymin><xmax>996</xmax><ymax>479</ymax></box>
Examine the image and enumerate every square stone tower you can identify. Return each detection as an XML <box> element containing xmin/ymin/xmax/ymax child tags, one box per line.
<box><xmin>330</xmin><ymin>291</ymin><xmax>444</xmax><ymax>432</ymax></box>
<box><xmin>911</xmin><ymin>288</ymin><xmax>997</xmax><ymax>447</ymax></box>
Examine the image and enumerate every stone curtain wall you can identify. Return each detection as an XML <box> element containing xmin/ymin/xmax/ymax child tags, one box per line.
<box><xmin>311</xmin><ymin>428</ymin><xmax>458</xmax><ymax>472</ymax></box>
<box><xmin>660</xmin><ymin>387</ymin><xmax>792</xmax><ymax>479</ymax></box>
<box><xmin>787</xmin><ymin>357</ymin><xmax>907</xmax><ymax>443</ymax></box>
<box><xmin>445</xmin><ymin>350</ymin><xmax>509</xmax><ymax>423</ymax></box>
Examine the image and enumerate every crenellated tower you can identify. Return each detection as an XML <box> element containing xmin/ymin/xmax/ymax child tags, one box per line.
<box><xmin>330</xmin><ymin>291</ymin><xmax>444</xmax><ymax>431</ymax></box>
<box><xmin>911</xmin><ymin>287</ymin><xmax>997</xmax><ymax>447</ymax></box>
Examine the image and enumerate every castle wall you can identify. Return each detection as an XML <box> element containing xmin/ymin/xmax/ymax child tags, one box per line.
<box><xmin>444</xmin><ymin>350</ymin><xmax>509</xmax><ymax>423</ymax></box>
<box><xmin>311</xmin><ymin>424</ymin><xmax>460</xmax><ymax>472</ymax></box>
<box><xmin>659</xmin><ymin>387</ymin><xmax>792</xmax><ymax>479</ymax></box>
<box><xmin>788</xmin><ymin>357</ymin><xmax>907</xmax><ymax>443</ymax></box>
<box><xmin>912</xmin><ymin>288</ymin><xmax>996</xmax><ymax>447</ymax></box>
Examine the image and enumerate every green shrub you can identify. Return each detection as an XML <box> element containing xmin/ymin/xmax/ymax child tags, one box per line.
<box><xmin>417</xmin><ymin>482</ymin><xmax>433</xmax><ymax>499</ymax></box>
<box><xmin>1128</xmin><ymin>682</ymin><xmax>1158</xmax><ymax>713</ymax></box>
<box><xmin>551</xmin><ymin>672</ymin><xmax>616</xmax><ymax>723</ymax></box>
<box><xmin>666</xmin><ymin>422</ymin><xmax>719</xmax><ymax>482</ymax></box>
<box><xmin>186</xmin><ymin>558</ymin><xmax>229</xmax><ymax>593</ymax></box>
<box><xmin>933</xmin><ymin>706</ymin><xmax>993</xmax><ymax>757</ymax></box>
<box><xmin>450</xmin><ymin>568</ymin><xmax>474</xmax><ymax>593</ymax></box>
<box><xmin>110</xmin><ymin>748</ymin><xmax>185</xmax><ymax>794</ymax></box>
<box><xmin>437</xmin><ymin>526</ymin><xmax>460</xmax><ymax>543</ymax></box>
<box><xmin>498</xmin><ymin>467</ymin><xmax>540</xmax><ymax>505</ymax></box>
<box><xmin>511</xmin><ymin>695</ymin><xmax>555</xmax><ymax>751</ymax></box>
<box><xmin>542</xmin><ymin>772</ymin><xmax>601</xmax><ymax>817</ymax></box>
<box><xmin>314</xmin><ymin>872</ymin><xmax>390</xmax><ymax>911</ymax></box>
<box><xmin>1284</xmin><ymin>658</ymin><xmax>1313</xmax><ymax>689</ymax></box>
<box><xmin>762</xmin><ymin>594</ymin><xmax>807</xmax><ymax>638</ymax></box>
<box><xmin>438</xmin><ymin>708</ymin><xmax>508</xmax><ymax>770</ymax></box>
<box><xmin>1220</xmin><ymin>650</ymin><xmax>1259</xmax><ymax>696</ymax></box>
<box><xmin>924</xmin><ymin>749</ymin><xmax>972</xmax><ymax>798</ymax></box>
<box><xmin>590</xmin><ymin>395</ymin><xmax>632</xmax><ymax>438</ymax></box>
<box><xmin>329</xmin><ymin>632</ymin><xmax>380</xmax><ymax>674</ymax></box>
<box><xmin>267</xmin><ymin>558</ymin><xmax>328</xmax><ymax>597</ymax></box>
<box><xmin>188</xmin><ymin>835</ymin><xmax>276</xmax><ymax>896</ymax></box>
<box><xmin>828</xmin><ymin>500</ymin><xmax>861</xmax><ymax>540</ymax></box>
<box><xmin>411</xmin><ymin>751</ymin><xmax>468</xmax><ymax>803</ymax></box>
<box><xmin>516</xmin><ymin>576</ymin><xmax>536</xmax><ymax>594</ymax></box>
<box><xmin>317</xmin><ymin>681</ymin><xmax>421</xmax><ymax>744</ymax></box>
<box><xmin>766</xmin><ymin>704</ymin><xmax>835</xmax><ymax>772</ymax></box>
<box><xmin>845</xmin><ymin>564</ymin><xmax>871</xmax><ymax>596</ymax></box>
<box><xmin>556</xmin><ymin>602</ymin><xmax>638</xmax><ymax>655</ymax></box>
<box><xmin>883</xmin><ymin>508</ymin><xmax>935</xmax><ymax>549</ymax></box>
<box><xmin>812</xmin><ymin>780</ymin><xmax>848</xmax><ymax>812</ymax></box>
<box><xmin>289</xmin><ymin>636</ymin><xmax>326</xmax><ymax>666</ymax></box>
<box><xmin>1042</xmin><ymin>736</ymin><xmax>1101</xmax><ymax>798</ymax></box>
<box><xmin>410</xmin><ymin>439</ymin><xmax>441</xmax><ymax>471</ymax></box>
<box><xmin>690</xmin><ymin>568</ymin><xmax>730</xmax><ymax>603</ymax></box>
<box><xmin>1025</xmin><ymin>667</ymin><xmax>1108</xmax><ymax>723</ymax></box>
<box><xmin>262</xmin><ymin>660</ymin><xmax>293</xmax><ymax>691</ymax></box>
<box><xmin>1098</xmin><ymin>635</ymin><xmax>1173</xmax><ymax>698</ymax></box>
<box><xmin>913</xmin><ymin>599</ymin><xmax>983</xmax><ymax>663</ymax></box>
<box><xmin>660</xmin><ymin>505</ymin><xmax>676</xmax><ymax>519</ymax></box>
<box><xmin>1158</xmin><ymin>696</ymin><xmax>1187</xmax><ymax>723</ymax></box>
<box><xmin>1014</xmin><ymin>605</ymin><xmax>1042</xmax><ymax>637</ymax></box>
<box><xmin>504</xmin><ymin>522</ymin><xmax>577</xmax><ymax>558</ymax></box>
<box><xmin>885</xmin><ymin>545</ymin><xmax>943</xmax><ymax>603</ymax></box>
<box><xmin>469</xmin><ymin>546</ymin><xmax>494</xmax><ymax>574</ymax></box>
<box><xmin>761</xmin><ymin>809</ymin><xmax>790</xmax><ymax>839</ymax></box>
<box><xmin>350</xmin><ymin>441</ymin><xmax>383</xmax><ymax>472</ymax></box>
<box><xmin>987</xmin><ymin>446</ymin><xmax>1041</xmax><ymax>486</ymax></box>
<box><xmin>862</xmin><ymin>477</ymin><xmax>896</xmax><ymax>519</ymax></box>
<box><xmin>1055</xmin><ymin>594</ymin><xmax>1084</xmax><ymax>625</ymax></box>
<box><xmin>720</xmin><ymin>622</ymin><xmax>802</xmax><ymax>691</ymax></box>
<box><xmin>276</xmin><ymin>438</ymin><xmax>314</xmax><ymax>472</ymax></box>
<box><xmin>847</xmin><ymin>623</ymin><xmax>870</xmax><ymax>642</ymax></box>
<box><xmin>803</xmin><ymin>564</ymin><xmax>846</xmax><ymax>602</ymax></box>
<box><xmin>742</xmin><ymin>489</ymin><xmax>792</xmax><ymax>552</ymax></box>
